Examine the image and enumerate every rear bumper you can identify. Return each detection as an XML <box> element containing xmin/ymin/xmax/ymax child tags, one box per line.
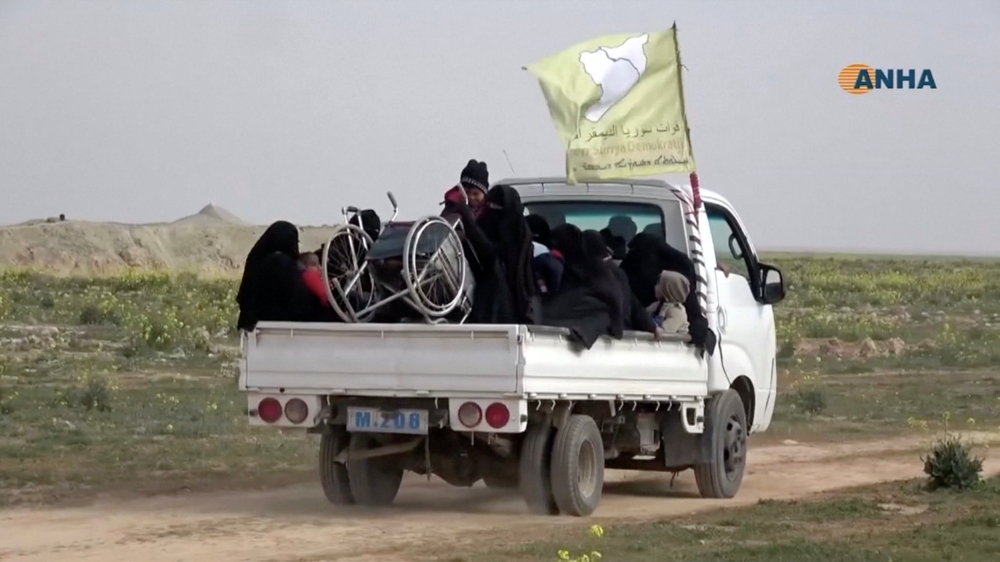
<box><xmin>246</xmin><ymin>393</ymin><xmax>529</xmax><ymax>434</ymax></box>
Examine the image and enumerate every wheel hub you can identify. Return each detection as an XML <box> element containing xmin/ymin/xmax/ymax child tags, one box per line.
<box><xmin>722</xmin><ymin>414</ymin><xmax>747</xmax><ymax>479</ymax></box>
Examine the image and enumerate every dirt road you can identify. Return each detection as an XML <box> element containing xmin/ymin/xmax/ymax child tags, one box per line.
<box><xmin>2</xmin><ymin>432</ymin><xmax>997</xmax><ymax>562</ymax></box>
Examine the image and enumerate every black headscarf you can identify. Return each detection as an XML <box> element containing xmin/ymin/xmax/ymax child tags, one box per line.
<box><xmin>349</xmin><ymin>209</ymin><xmax>382</xmax><ymax>241</ymax></box>
<box><xmin>619</xmin><ymin>233</ymin><xmax>691</xmax><ymax>305</ymax></box>
<box><xmin>585</xmin><ymin>230</ymin><xmax>656</xmax><ymax>334</ymax></box>
<box><xmin>476</xmin><ymin>185</ymin><xmax>535</xmax><ymax>322</ymax></box>
<box><xmin>236</xmin><ymin>221</ymin><xmax>300</xmax><ymax>331</ymax></box>
<box><xmin>550</xmin><ymin>223</ymin><xmax>585</xmax><ymax>266</ymax></box>
<box><xmin>525</xmin><ymin>214</ymin><xmax>552</xmax><ymax>248</ymax></box>
<box><xmin>582</xmin><ymin>229</ymin><xmax>612</xmax><ymax>261</ymax></box>
<box><xmin>600</xmin><ymin>228</ymin><xmax>628</xmax><ymax>260</ymax></box>
<box><xmin>607</xmin><ymin>215</ymin><xmax>638</xmax><ymax>241</ymax></box>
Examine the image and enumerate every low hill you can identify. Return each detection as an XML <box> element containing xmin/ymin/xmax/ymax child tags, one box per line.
<box><xmin>0</xmin><ymin>205</ymin><xmax>335</xmax><ymax>276</ymax></box>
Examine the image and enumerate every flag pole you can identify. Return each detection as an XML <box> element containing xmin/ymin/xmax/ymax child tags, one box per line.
<box><xmin>671</xmin><ymin>22</ymin><xmax>701</xmax><ymax>223</ymax></box>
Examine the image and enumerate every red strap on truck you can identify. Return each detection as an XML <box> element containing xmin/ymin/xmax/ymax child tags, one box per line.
<box><xmin>689</xmin><ymin>172</ymin><xmax>701</xmax><ymax>223</ymax></box>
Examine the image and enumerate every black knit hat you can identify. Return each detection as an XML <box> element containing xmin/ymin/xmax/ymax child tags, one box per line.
<box><xmin>459</xmin><ymin>159</ymin><xmax>489</xmax><ymax>196</ymax></box>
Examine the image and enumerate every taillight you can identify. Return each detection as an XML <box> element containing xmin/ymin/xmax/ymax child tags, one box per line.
<box><xmin>258</xmin><ymin>397</ymin><xmax>282</xmax><ymax>423</ymax></box>
<box><xmin>284</xmin><ymin>398</ymin><xmax>308</xmax><ymax>424</ymax></box>
<box><xmin>457</xmin><ymin>402</ymin><xmax>482</xmax><ymax>427</ymax></box>
<box><xmin>485</xmin><ymin>403</ymin><xmax>510</xmax><ymax>429</ymax></box>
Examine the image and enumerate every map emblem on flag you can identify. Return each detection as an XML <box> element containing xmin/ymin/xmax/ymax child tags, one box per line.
<box><xmin>579</xmin><ymin>34</ymin><xmax>649</xmax><ymax>123</ymax></box>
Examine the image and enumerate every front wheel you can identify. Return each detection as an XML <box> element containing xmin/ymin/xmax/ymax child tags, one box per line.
<box><xmin>346</xmin><ymin>434</ymin><xmax>404</xmax><ymax>506</ymax></box>
<box><xmin>694</xmin><ymin>389</ymin><xmax>748</xmax><ymax>499</ymax></box>
<box><xmin>549</xmin><ymin>415</ymin><xmax>604</xmax><ymax>517</ymax></box>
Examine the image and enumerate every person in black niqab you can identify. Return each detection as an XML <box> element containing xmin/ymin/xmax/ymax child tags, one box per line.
<box><xmin>525</xmin><ymin>214</ymin><xmax>552</xmax><ymax>252</ymax></box>
<box><xmin>541</xmin><ymin>225</ymin><xmax>623</xmax><ymax>349</ymax></box>
<box><xmin>236</xmin><ymin>220</ymin><xmax>336</xmax><ymax>331</ymax></box>
<box><xmin>582</xmin><ymin>229</ymin><xmax>657</xmax><ymax>336</ymax></box>
<box><xmin>619</xmin><ymin>232</ymin><xmax>713</xmax><ymax>351</ymax></box>
<box><xmin>453</xmin><ymin>185</ymin><xmax>536</xmax><ymax>324</ymax></box>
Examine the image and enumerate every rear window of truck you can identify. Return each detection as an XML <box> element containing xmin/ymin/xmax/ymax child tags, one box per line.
<box><xmin>522</xmin><ymin>201</ymin><xmax>665</xmax><ymax>246</ymax></box>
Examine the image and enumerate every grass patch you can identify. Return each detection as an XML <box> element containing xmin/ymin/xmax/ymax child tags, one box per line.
<box><xmin>767</xmin><ymin>369</ymin><xmax>1000</xmax><ymax>440</ymax></box>
<box><xmin>0</xmin><ymin>271</ymin><xmax>319</xmax><ymax>506</ymax></box>
<box><xmin>458</xmin><ymin>477</ymin><xmax>1000</xmax><ymax>562</ymax></box>
<box><xmin>0</xmin><ymin>351</ymin><xmax>318</xmax><ymax>505</ymax></box>
<box><xmin>3</xmin><ymin>257</ymin><xmax>1000</xmax><ymax>505</ymax></box>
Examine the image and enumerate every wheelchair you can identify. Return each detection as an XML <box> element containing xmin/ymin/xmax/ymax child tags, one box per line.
<box><xmin>321</xmin><ymin>191</ymin><xmax>474</xmax><ymax>324</ymax></box>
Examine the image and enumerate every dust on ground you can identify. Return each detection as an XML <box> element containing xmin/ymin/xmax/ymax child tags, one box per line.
<box><xmin>0</xmin><ymin>204</ymin><xmax>334</xmax><ymax>275</ymax></box>
<box><xmin>2</xmin><ymin>432</ymin><xmax>996</xmax><ymax>562</ymax></box>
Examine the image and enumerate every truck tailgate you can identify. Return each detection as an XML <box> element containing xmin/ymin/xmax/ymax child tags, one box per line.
<box><xmin>243</xmin><ymin>322</ymin><xmax>521</xmax><ymax>394</ymax></box>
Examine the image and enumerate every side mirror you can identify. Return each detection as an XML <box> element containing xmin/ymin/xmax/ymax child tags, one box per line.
<box><xmin>759</xmin><ymin>262</ymin><xmax>786</xmax><ymax>305</ymax></box>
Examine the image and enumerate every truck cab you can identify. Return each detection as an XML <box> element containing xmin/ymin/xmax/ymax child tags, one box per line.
<box><xmin>239</xmin><ymin>177</ymin><xmax>786</xmax><ymax>517</ymax></box>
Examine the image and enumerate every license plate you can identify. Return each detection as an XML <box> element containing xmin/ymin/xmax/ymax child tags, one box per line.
<box><xmin>346</xmin><ymin>407</ymin><xmax>429</xmax><ymax>435</ymax></box>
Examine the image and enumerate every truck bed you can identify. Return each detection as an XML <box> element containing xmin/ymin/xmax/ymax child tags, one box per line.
<box><xmin>241</xmin><ymin>322</ymin><xmax>709</xmax><ymax>401</ymax></box>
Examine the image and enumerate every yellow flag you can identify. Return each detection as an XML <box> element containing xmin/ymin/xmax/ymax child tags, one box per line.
<box><xmin>525</xmin><ymin>25</ymin><xmax>696</xmax><ymax>183</ymax></box>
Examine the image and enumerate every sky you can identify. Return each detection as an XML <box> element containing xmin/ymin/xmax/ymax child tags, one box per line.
<box><xmin>1</xmin><ymin>0</ymin><xmax>998</xmax><ymax>255</ymax></box>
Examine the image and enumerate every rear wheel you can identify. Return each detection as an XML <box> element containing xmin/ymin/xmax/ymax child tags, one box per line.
<box><xmin>319</xmin><ymin>430</ymin><xmax>354</xmax><ymax>505</ymax></box>
<box><xmin>694</xmin><ymin>389</ymin><xmax>748</xmax><ymax>499</ymax></box>
<box><xmin>346</xmin><ymin>434</ymin><xmax>404</xmax><ymax>506</ymax></box>
<box><xmin>518</xmin><ymin>422</ymin><xmax>559</xmax><ymax>514</ymax></box>
<box><xmin>549</xmin><ymin>415</ymin><xmax>604</xmax><ymax>517</ymax></box>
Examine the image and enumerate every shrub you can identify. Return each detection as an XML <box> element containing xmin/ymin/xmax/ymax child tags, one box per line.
<box><xmin>777</xmin><ymin>339</ymin><xmax>796</xmax><ymax>359</ymax></box>
<box><xmin>922</xmin><ymin>434</ymin><xmax>983</xmax><ymax>491</ymax></box>
<box><xmin>792</xmin><ymin>386</ymin><xmax>827</xmax><ymax>415</ymax></box>
<box><xmin>78</xmin><ymin>376</ymin><xmax>113</xmax><ymax>413</ymax></box>
<box><xmin>78</xmin><ymin>304</ymin><xmax>120</xmax><ymax>326</ymax></box>
<box><xmin>0</xmin><ymin>387</ymin><xmax>15</xmax><ymax>415</ymax></box>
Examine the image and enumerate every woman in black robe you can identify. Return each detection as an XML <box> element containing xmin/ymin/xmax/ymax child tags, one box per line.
<box><xmin>453</xmin><ymin>185</ymin><xmax>536</xmax><ymax>324</ymax></box>
<box><xmin>541</xmin><ymin>225</ymin><xmax>624</xmax><ymax>349</ymax></box>
<box><xmin>619</xmin><ymin>232</ymin><xmax>713</xmax><ymax>351</ymax></box>
<box><xmin>236</xmin><ymin>221</ymin><xmax>337</xmax><ymax>331</ymax></box>
<box><xmin>582</xmin><ymin>229</ymin><xmax>657</xmax><ymax>335</ymax></box>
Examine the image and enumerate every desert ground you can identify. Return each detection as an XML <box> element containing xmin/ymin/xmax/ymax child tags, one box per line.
<box><xmin>1</xmin><ymin>208</ymin><xmax>999</xmax><ymax>561</ymax></box>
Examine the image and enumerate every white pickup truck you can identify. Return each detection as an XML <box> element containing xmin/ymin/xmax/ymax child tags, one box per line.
<box><xmin>239</xmin><ymin>177</ymin><xmax>786</xmax><ymax>517</ymax></box>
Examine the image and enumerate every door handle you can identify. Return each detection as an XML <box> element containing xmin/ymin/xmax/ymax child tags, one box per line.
<box><xmin>717</xmin><ymin>306</ymin><xmax>727</xmax><ymax>334</ymax></box>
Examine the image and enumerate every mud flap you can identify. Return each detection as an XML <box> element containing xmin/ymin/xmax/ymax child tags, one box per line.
<box><xmin>661</xmin><ymin>415</ymin><xmax>709</xmax><ymax>469</ymax></box>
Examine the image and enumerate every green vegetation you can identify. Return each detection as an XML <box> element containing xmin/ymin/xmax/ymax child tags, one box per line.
<box><xmin>1</xmin><ymin>256</ymin><xmax>999</xmax><ymax>506</ymax></box>
<box><xmin>467</xmin><ymin>477</ymin><xmax>1000</xmax><ymax>562</ymax></box>
<box><xmin>0</xmin><ymin>270</ymin><xmax>316</xmax><ymax>506</ymax></box>
<box><xmin>923</xmin><ymin>433</ymin><xmax>984</xmax><ymax>491</ymax></box>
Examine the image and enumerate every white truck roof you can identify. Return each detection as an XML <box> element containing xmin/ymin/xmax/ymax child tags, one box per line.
<box><xmin>494</xmin><ymin>176</ymin><xmax>724</xmax><ymax>205</ymax></box>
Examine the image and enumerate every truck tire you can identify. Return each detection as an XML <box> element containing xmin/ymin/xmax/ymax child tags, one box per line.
<box><xmin>518</xmin><ymin>422</ymin><xmax>559</xmax><ymax>514</ymax></box>
<box><xmin>549</xmin><ymin>415</ymin><xmax>604</xmax><ymax>517</ymax></box>
<box><xmin>319</xmin><ymin>430</ymin><xmax>354</xmax><ymax>505</ymax></box>
<box><xmin>346</xmin><ymin>434</ymin><xmax>404</xmax><ymax>507</ymax></box>
<box><xmin>694</xmin><ymin>389</ymin><xmax>748</xmax><ymax>499</ymax></box>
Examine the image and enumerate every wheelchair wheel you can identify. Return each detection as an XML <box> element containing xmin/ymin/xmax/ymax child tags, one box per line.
<box><xmin>402</xmin><ymin>216</ymin><xmax>469</xmax><ymax>318</ymax></box>
<box><xmin>322</xmin><ymin>224</ymin><xmax>378</xmax><ymax>323</ymax></box>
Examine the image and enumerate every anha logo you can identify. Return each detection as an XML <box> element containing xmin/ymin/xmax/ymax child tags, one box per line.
<box><xmin>839</xmin><ymin>63</ymin><xmax>937</xmax><ymax>95</ymax></box>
